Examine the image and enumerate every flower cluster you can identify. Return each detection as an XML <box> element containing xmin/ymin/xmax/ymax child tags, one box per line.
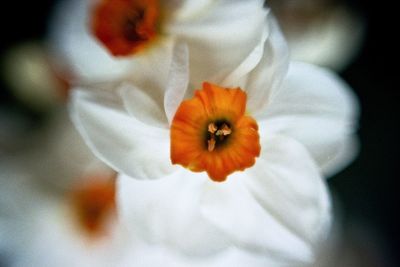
<box><xmin>1</xmin><ymin>0</ymin><xmax>360</xmax><ymax>266</ymax></box>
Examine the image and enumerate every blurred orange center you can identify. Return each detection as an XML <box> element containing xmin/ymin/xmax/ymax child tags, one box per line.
<box><xmin>71</xmin><ymin>176</ymin><xmax>116</xmax><ymax>237</ymax></box>
<box><xmin>170</xmin><ymin>82</ymin><xmax>261</xmax><ymax>182</ymax></box>
<box><xmin>91</xmin><ymin>0</ymin><xmax>159</xmax><ymax>56</ymax></box>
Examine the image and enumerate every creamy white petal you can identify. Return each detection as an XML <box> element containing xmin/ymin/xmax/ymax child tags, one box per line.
<box><xmin>119</xmin><ymin>83</ymin><xmax>168</xmax><ymax>129</ymax></box>
<box><xmin>164</xmin><ymin>42</ymin><xmax>189</xmax><ymax>125</ymax></box>
<box><xmin>118</xmin><ymin>39</ymin><xmax>175</xmax><ymax>128</ymax></box>
<box><xmin>220</xmin><ymin>26</ymin><xmax>268</xmax><ymax>88</ymax></box>
<box><xmin>246</xmin><ymin>135</ymin><xmax>332</xmax><ymax>244</ymax></box>
<box><xmin>167</xmin><ymin>0</ymin><xmax>267</xmax><ymax>87</ymax></box>
<box><xmin>70</xmin><ymin>87</ymin><xmax>178</xmax><ymax>180</ymax></box>
<box><xmin>169</xmin><ymin>0</ymin><xmax>214</xmax><ymax>20</ymax></box>
<box><xmin>118</xmin><ymin>41</ymin><xmax>187</xmax><ymax>128</ymax></box>
<box><xmin>200</xmin><ymin>135</ymin><xmax>331</xmax><ymax>264</ymax></box>
<box><xmin>257</xmin><ymin>62</ymin><xmax>359</xmax><ymax>176</ymax></box>
<box><xmin>117</xmin><ymin>172</ymin><xmax>231</xmax><ymax>256</ymax></box>
<box><xmin>121</xmin><ymin>241</ymin><xmax>296</xmax><ymax>267</ymax></box>
<box><xmin>245</xmin><ymin>15</ymin><xmax>289</xmax><ymax>113</ymax></box>
<box><xmin>48</xmin><ymin>0</ymin><xmax>133</xmax><ymax>82</ymax></box>
<box><xmin>286</xmin><ymin>5</ymin><xmax>365</xmax><ymax>72</ymax></box>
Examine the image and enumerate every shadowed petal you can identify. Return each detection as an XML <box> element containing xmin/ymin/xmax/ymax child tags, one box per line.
<box><xmin>257</xmin><ymin>62</ymin><xmax>359</xmax><ymax>176</ymax></box>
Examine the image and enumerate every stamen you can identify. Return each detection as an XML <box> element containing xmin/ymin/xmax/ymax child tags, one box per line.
<box><xmin>208</xmin><ymin>123</ymin><xmax>218</xmax><ymax>134</ymax></box>
<box><xmin>216</xmin><ymin>123</ymin><xmax>232</xmax><ymax>136</ymax></box>
<box><xmin>208</xmin><ymin>138</ymin><xmax>216</xmax><ymax>152</ymax></box>
<box><xmin>207</xmin><ymin>122</ymin><xmax>232</xmax><ymax>151</ymax></box>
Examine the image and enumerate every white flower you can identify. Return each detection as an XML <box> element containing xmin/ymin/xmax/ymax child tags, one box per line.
<box><xmin>49</xmin><ymin>0</ymin><xmax>271</xmax><ymax>86</ymax></box>
<box><xmin>275</xmin><ymin>3</ymin><xmax>365</xmax><ymax>72</ymax></box>
<box><xmin>0</xmin><ymin>110</ymin><xmax>125</xmax><ymax>266</ymax></box>
<box><xmin>70</xmin><ymin>34</ymin><xmax>359</xmax><ymax>263</ymax></box>
<box><xmin>0</xmin><ymin>166</ymin><xmax>128</xmax><ymax>267</ymax></box>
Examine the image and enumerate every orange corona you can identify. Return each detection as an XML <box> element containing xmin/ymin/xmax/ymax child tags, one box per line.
<box><xmin>171</xmin><ymin>82</ymin><xmax>261</xmax><ymax>182</ymax></box>
<box><xmin>91</xmin><ymin>0</ymin><xmax>159</xmax><ymax>56</ymax></box>
<box><xmin>70</xmin><ymin>176</ymin><xmax>116</xmax><ymax>237</ymax></box>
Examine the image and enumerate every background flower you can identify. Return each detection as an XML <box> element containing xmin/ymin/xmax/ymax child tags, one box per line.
<box><xmin>268</xmin><ymin>0</ymin><xmax>365</xmax><ymax>72</ymax></box>
<box><xmin>48</xmin><ymin>0</ymin><xmax>269</xmax><ymax>87</ymax></box>
<box><xmin>0</xmin><ymin>162</ymin><xmax>128</xmax><ymax>267</ymax></box>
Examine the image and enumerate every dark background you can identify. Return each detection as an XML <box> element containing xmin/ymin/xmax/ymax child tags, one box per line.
<box><xmin>0</xmin><ymin>0</ymin><xmax>398</xmax><ymax>266</ymax></box>
<box><xmin>332</xmin><ymin>1</ymin><xmax>398</xmax><ymax>266</ymax></box>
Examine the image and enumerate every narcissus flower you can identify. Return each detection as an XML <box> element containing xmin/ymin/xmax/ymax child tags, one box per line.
<box><xmin>91</xmin><ymin>0</ymin><xmax>160</xmax><ymax>56</ymax></box>
<box><xmin>49</xmin><ymin>0</ymin><xmax>270</xmax><ymax>85</ymax></box>
<box><xmin>70</xmin><ymin>41</ymin><xmax>359</xmax><ymax>263</ymax></box>
<box><xmin>0</xmin><ymin>169</ymin><xmax>129</xmax><ymax>267</ymax></box>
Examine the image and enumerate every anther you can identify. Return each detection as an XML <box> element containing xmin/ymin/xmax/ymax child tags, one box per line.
<box><xmin>207</xmin><ymin>122</ymin><xmax>232</xmax><ymax>151</ymax></box>
<box><xmin>216</xmin><ymin>123</ymin><xmax>231</xmax><ymax>136</ymax></box>
<box><xmin>208</xmin><ymin>123</ymin><xmax>218</xmax><ymax>134</ymax></box>
<box><xmin>208</xmin><ymin>138</ymin><xmax>216</xmax><ymax>152</ymax></box>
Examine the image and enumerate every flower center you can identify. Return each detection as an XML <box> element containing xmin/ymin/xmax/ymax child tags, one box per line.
<box><xmin>170</xmin><ymin>82</ymin><xmax>261</xmax><ymax>182</ymax></box>
<box><xmin>207</xmin><ymin>121</ymin><xmax>232</xmax><ymax>152</ymax></box>
<box><xmin>91</xmin><ymin>0</ymin><xmax>159</xmax><ymax>56</ymax></box>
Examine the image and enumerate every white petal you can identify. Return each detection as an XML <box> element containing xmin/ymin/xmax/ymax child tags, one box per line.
<box><xmin>220</xmin><ymin>26</ymin><xmax>268</xmax><ymax>88</ymax></box>
<box><xmin>244</xmin><ymin>15</ymin><xmax>289</xmax><ymax>113</ymax></box>
<box><xmin>200</xmin><ymin>135</ymin><xmax>331</xmax><ymax>264</ymax></box>
<box><xmin>257</xmin><ymin>62</ymin><xmax>360</xmax><ymax>176</ymax></box>
<box><xmin>117</xmin><ymin>172</ymin><xmax>230</xmax><ymax>256</ymax></box>
<box><xmin>167</xmin><ymin>0</ymin><xmax>267</xmax><ymax>87</ymax></box>
<box><xmin>122</xmin><ymin>241</ymin><xmax>295</xmax><ymax>267</ymax></box>
<box><xmin>119</xmin><ymin>83</ymin><xmax>168</xmax><ymax>129</ymax></box>
<box><xmin>164</xmin><ymin>42</ymin><xmax>189</xmax><ymax>125</ymax></box>
<box><xmin>118</xmin><ymin>38</ymin><xmax>176</xmax><ymax>128</ymax></box>
<box><xmin>168</xmin><ymin>0</ymin><xmax>214</xmax><ymax>20</ymax></box>
<box><xmin>70</xmin><ymin>86</ymin><xmax>178</xmax><ymax>180</ymax></box>
<box><xmin>48</xmin><ymin>0</ymin><xmax>133</xmax><ymax>82</ymax></box>
<box><xmin>286</xmin><ymin>5</ymin><xmax>365</xmax><ymax>72</ymax></box>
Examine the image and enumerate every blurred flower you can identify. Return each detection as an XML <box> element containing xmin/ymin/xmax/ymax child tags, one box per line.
<box><xmin>0</xmin><ymin>167</ymin><xmax>128</xmax><ymax>267</ymax></box>
<box><xmin>1</xmin><ymin>108</ymin><xmax>112</xmax><ymax>190</ymax></box>
<box><xmin>269</xmin><ymin>0</ymin><xmax>365</xmax><ymax>71</ymax></box>
<box><xmin>49</xmin><ymin>0</ymin><xmax>270</xmax><ymax>86</ymax></box>
<box><xmin>69</xmin><ymin>32</ymin><xmax>358</xmax><ymax>262</ymax></box>
<box><xmin>1</xmin><ymin>41</ymin><xmax>69</xmax><ymax>112</ymax></box>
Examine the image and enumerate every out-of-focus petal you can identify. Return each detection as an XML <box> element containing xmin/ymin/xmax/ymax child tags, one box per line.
<box><xmin>117</xmin><ymin>172</ymin><xmax>230</xmax><ymax>256</ymax></box>
<box><xmin>258</xmin><ymin>62</ymin><xmax>359</xmax><ymax>176</ymax></box>
<box><xmin>200</xmin><ymin>135</ymin><xmax>331</xmax><ymax>264</ymax></box>
<box><xmin>70</xmin><ymin>86</ymin><xmax>179</xmax><ymax>180</ymax></box>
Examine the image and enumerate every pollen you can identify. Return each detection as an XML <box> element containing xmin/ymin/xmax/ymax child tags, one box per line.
<box><xmin>170</xmin><ymin>82</ymin><xmax>261</xmax><ymax>182</ymax></box>
<box><xmin>91</xmin><ymin>0</ymin><xmax>159</xmax><ymax>56</ymax></box>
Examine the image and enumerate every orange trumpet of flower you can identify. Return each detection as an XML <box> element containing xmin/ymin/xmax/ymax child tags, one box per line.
<box><xmin>170</xmin><ymin>82</ymin><xmax>261</xmax><ymax>182</ymax></box>
<box><xmin>91</xmin><ymin>0</ymin><xmax>160</xmax><ymax>56</ymax></box>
